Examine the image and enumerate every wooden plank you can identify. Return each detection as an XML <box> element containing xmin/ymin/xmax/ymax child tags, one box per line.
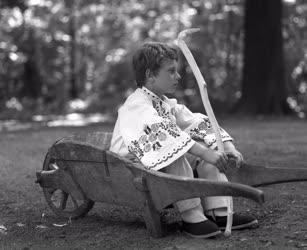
<box><xmin>226</xmin><ymin>162</ymin><xmax>307</xmax><ymax>187</ymax></box>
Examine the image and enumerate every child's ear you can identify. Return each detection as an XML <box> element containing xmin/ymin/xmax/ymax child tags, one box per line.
<box><xmin>146</xmin><ymin>69</ymin><xmax>155</xmax><ymax>83</ymax></box>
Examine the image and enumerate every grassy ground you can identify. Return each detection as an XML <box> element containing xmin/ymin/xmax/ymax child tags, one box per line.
<box><xmin>0</xmin><ymin>118</ymin><xmax>306</xmax><ymax>249</ymax></box>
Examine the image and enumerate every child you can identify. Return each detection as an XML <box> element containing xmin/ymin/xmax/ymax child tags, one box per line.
<box><xmin>110</xmin><ymin>42</ymin><xmax>258</xmax><ymax>238</ymax></box>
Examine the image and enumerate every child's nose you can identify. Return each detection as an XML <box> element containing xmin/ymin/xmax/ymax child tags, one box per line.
<box><xmin>175</xmin><ymin>72</ymin><xmax>181</xmax><ymax>80</ymax></box>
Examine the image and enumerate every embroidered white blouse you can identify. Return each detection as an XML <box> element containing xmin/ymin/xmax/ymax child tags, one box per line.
<box><xmin>110</xmin><ymin>87</ymin><xmax>233</xmax><ymax>171</ymax></box>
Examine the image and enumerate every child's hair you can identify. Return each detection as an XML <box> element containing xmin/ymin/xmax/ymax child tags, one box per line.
<box><xmin>132</xmin><ymin>42</ymin><xmax>178</xmax><ymax>87</ymax></box>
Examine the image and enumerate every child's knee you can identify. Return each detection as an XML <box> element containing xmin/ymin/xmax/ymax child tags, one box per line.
<box><xmin>161</xmin><ymin>156</ymin><xmax>194</xmax><ymax>178</ymax></box>
<box><xmin>196</xmin><ymin>162</ymin><xmax>220</xmax><ymax>180</ymax></box>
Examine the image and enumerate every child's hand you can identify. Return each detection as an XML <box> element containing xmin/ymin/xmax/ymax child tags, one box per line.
<box><xmin>202</xmin><ymin>149</ymin><xmax>229</xmax><ymax>173</ymax></box>
<box><xmin>223</xmin><ymin>141</ymin><xmax>244</xmax><ymax>168</ymax></box>
<box><xmin>226</xmin><ymin>150</ymin><xmax>243</xmax><ymax>168</ymax></box>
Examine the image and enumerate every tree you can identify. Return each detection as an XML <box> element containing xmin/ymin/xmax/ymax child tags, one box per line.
<box><xmin>66</xmin><ymin>0</ymin><xmax>80</xmax><ymax>99</ymax></box>
<box><xmin>237</xmin><ymin>0</ymin><xmax>290</xmax><ymax>115</ymax></box>
<box><xmin>0</xmin><ymin>0</ymin><xmax>27</xmax><ymax>11</ymax></box>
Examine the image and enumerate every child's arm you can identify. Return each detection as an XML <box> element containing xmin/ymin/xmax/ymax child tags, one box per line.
<box><xmin>189</xmin><ymin>141</ymin><xmax>228</xmax><ymax>173</ymax></box>
<box><xmin>168</xmin><ymin>98</ymin><xmax>233</xmax><ymax>149</ymax></box>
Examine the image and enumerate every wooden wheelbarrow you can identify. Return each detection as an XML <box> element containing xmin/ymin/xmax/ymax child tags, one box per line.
<box><xmin>36</xmin><ymin>132</ymin><xmax>307</xmax><ymax>237</ymax></box>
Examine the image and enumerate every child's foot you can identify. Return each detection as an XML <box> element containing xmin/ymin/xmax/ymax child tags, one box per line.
<box><xmin>206</xmin><ymin>213</ymin><xmax>258</xmax><ymax>230</ymax></box>
<box><xmin>182</xmin><ymin>220</ymin><xmax>221</xmax><ymax>238</ymax></box>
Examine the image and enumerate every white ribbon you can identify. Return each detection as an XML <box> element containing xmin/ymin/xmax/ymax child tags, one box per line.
<box><xmin>177</xmin><ymin>28</ymin><xmax>233</xmax><ymax>237</ymax></box>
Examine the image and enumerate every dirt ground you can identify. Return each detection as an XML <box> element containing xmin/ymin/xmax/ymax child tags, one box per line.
<box><xmin>0</xmin><ymin>119</ymin><xmax>306</xmax><ymax>249</ymax></box>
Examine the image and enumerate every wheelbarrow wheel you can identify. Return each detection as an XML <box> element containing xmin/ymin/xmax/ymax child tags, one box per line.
<box><xmin>42</xmin><ymin>152</ymin><xmax>95</xmax><ymax>219</ymax></box>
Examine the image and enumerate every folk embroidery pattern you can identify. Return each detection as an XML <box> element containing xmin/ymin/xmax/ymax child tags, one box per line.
<box><xmin>189</xmin><ymin>118</ymin><xmax>212</xmax><ymax>140</ymax></box>
<box><xmin>153</xmin><ymin>100</ymin><xmax>170</xmax><ymax>119</ymax></box>
<box><xmin>145</xmin><ymin>138</ymin><xmax>192</xmax><ymax>169</ymax></box>
<box><xmin>188</xmin><ymin>118</ymin><xmax>232</xmax><ymax>146</ymax></box>
<box><xmin>128</xmin><ymin>121</ymin><xmax>181</xmax><ymax>160</ymax></box>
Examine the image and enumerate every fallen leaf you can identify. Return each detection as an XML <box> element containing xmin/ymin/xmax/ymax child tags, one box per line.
<box><xmin>52</xmin><ymin>223</ymin><xmax>68</xmax><ymax>227</ymax></box>
<box><xmin>264</xmin><ymin>241</ymin><xmax>272</xmax><ymax>247</ymax></box>
<box><xmin>296</xmin><ymin>243</ymin><xmax>307</xmax><ymax>248</ymax></box>
<box><xmin>35</xmin><ymin>225</ymin><xmax>48</xmax><ymax>229</ymax></box>
<box><xmin>0</xmin><ymin>225</ymin><xmax>7</xmax><ymax>235</ymax></box>
<box><xmin>240</xmin><ymin>238</ymin><xmax>248</xmax><ymax>242</ymax></box>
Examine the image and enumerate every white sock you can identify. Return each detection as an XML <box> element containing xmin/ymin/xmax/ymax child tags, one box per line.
<box><xmin>206</xmin><ymin>207</ymin><xmax>231</xmax><ymax>218</ymax></box>
<box><xmin>181</xmin><ymin>204</ymin><xmax>207</xmax><ymax>223</ymax></box>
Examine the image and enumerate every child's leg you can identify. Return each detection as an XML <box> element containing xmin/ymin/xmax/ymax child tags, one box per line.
<box><xmin>185</xmin><ymin>151</ymin><xmax>231</xmax><ymax>216</ymax></box>
<box><xmin>196</xmin><ymin>161</ymin><xmax>231</xmax><ymax>216</ymax></box>
<box><xmin>186</xmin><ymin>150</ymin><xmax>258</xmax><ymax>230</ymax></box>
<box><xmin>161</xmin><ymin>156</ymin><xmax>207</xmax><ymax>223</ymax></box>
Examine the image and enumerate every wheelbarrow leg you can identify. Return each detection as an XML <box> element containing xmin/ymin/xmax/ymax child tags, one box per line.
<box><xmin>142</xmin><ymin>198</ymin><xmax>166</xmax><ymax>238</ymax></box>
<box><xmin>133</xmin><ymin>175</ymin><xmax>166</xmax><ymax>237</ymax></box>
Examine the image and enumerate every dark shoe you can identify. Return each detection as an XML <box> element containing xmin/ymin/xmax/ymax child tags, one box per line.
<box><xmin>182</xmin><ymin>220</ymin><xmax>221</xmax><ymax>238</ymax></box>
<box><xmin>206</xmin><ymin>213</ymin><xmax>258</xmax><ymax>230</ymax></box>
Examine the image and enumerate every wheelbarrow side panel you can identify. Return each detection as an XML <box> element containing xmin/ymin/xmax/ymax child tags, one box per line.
<box><xmin>49</xmin><ymin>142</ymin><xmax>146</xmax><ymax>209</ymax></box>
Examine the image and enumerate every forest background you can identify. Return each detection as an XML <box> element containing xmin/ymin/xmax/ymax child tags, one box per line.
<box><xmin>0</xmin><ymin>0</ymin><xmax>307</xmax><ymax>123</ymax></box>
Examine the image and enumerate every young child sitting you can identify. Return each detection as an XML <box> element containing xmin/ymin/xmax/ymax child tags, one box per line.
<box><xmin>110</xmin><ymin>42</ymin><xmax>258</xmax><ymax>238</ymax></box>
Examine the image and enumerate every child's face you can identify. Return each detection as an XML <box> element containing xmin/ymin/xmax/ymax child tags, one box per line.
<box><xmin>150</xmin><ymin>59</ymin><xmax>181</xmax><ymax>96</ymax></box>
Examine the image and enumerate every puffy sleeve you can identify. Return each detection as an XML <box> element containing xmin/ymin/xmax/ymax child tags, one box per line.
<box><xmin>168</xmin><ymin>98</ymin><xmax>233</xmax><ymax>150</ymax></box>
<box><xmin>117</xmin><ymin>100</ymin><xmax>195</xmax><ymax>171</ymax></box>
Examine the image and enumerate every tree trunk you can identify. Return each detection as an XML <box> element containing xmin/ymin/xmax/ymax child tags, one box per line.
<box><xmin>68</xmin><ymin>1</ymin><xmax>79</xmax><ymax>99</ymax></box>
<box><xmin>21</xmin><ymin>28</ymin><xmax>42</xmax><ymax>99</ymax></box>
<box><xmin>237</xmin><ymin>0</ymin><xmax>290</xmax><ymax>115</ymax></box>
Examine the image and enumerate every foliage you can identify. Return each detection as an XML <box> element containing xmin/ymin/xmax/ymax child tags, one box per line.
<box><xmin>283</xmin><ymin>0</ymin><xmax>307</xmax><ymax>117</ymax></box>
<box><xmin>0</xmin><ymin>0</ymin><xmax>306</xmax><ymax>118</ymax></box>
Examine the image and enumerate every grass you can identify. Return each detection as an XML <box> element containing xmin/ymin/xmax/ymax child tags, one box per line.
<box><xmin>0</xmin><ymin>118</ymin><xmax>306</xmax><ymax>249</ymax></box>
